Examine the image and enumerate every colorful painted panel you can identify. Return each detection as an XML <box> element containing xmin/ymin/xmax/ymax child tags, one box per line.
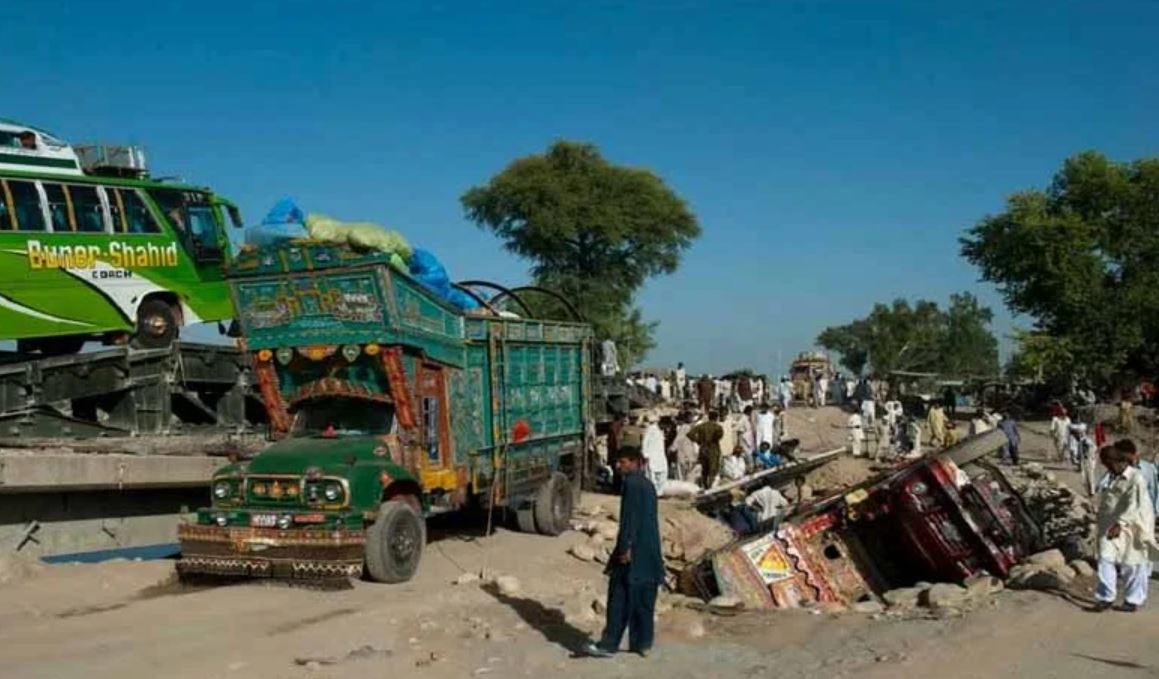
<box><xmin>234</xmin><ymin>271</ymin><xmax>386</xmax><ymax>346</ymax></box>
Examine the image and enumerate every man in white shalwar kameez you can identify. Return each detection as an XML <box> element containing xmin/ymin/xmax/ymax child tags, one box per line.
<box><xmin>1093</xmin><ymin>442</ymin><xmax>1157</xmax><ymax>612</ymax></box>
<box><xmin>641</xmin><ymin>415</ymin><xmax>668</xmax><ymax>489</ymax></box>
<box><xmin>755</xmin><ymin>405</ymin><xmax>776</xmax><ymax>449</ymax></box>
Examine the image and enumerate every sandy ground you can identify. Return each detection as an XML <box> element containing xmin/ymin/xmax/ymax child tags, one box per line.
<box><xmin>2</xmin><ymin>408</ymin><xmax>1157</xmax><ymax>679</ymax></box>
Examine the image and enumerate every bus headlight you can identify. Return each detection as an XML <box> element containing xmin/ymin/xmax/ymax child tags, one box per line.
<box><xmin>323</xmin><ymin>483</ymin><xmax>341</xmax><ymax>502</ymax></box>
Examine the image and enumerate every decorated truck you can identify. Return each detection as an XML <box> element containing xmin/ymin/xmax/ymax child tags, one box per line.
<box><xmin>177</xmin><ymin>241</ymin><xmax>593</xmax><ymax>583</ymax></box>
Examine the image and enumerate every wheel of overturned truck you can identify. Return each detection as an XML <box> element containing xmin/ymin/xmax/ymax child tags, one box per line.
<box><xmin>532</xmin><ymin>472</ymin><xmax>574</xmax><ymax>536</ymax></box>
<box><xmin>365</xmin><ymin>499</ymin><xmax>426</xmax><ymax>583</ymax></box>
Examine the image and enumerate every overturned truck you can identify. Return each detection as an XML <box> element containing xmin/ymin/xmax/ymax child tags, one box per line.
<box><xmin>692</xmin><ymin>430</ymin><xmax>1089</xmax><ymax>608</ymax></box>
<box><xmin>177</xmin><ymin>241</ymin><xmax>593</xmax><ymax>583</ymax></box>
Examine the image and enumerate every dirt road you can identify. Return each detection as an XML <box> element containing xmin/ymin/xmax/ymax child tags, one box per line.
<box><xmin>1</xmin><ymin>413</ymin><xmax>1155</xmax><ymax>679</ymax></box>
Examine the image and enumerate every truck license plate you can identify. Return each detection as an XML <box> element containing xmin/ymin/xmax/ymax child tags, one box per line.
<box><xmin>250</xmin><ymin>513</ymin><xmax>278</xmax><ymax>528</ymax></box>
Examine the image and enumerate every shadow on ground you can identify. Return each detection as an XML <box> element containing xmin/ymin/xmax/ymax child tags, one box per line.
<box><xmin>481</xmin><ymin>582</ymin><xmax>593</xmax><ymax>656</ymax></box>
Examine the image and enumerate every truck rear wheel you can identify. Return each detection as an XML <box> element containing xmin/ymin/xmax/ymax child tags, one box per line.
<box><xmin>365</xmin><ymin>500</ymin><xmax>426</xmax><ymax>583</ymax></box>
<box><xmin>533</xmin><ymin>472</ymin><xmax>574</xmax><ymax>536</ymax></box>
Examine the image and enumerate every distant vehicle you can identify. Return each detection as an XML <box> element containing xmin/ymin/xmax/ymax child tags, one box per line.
<box><xmin>177</xmin><ymin>240</ymin><xmax>593</xmax><ymax>584</ymax></box>
<box><xmin>789</xmin><ymin>351</ymin><xmax>829</xmax><ymax>402</ymax></box>
<box><xmin>0</xmin><ymin>119</ymin><xmax>242</xmax><ymax>353</ymax></box>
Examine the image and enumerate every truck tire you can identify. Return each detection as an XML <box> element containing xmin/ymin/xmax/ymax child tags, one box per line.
<box><xmin>532</xmin><ymin>472</ymin><xmax>574</xmax><ymax>536</ymax></box>
<box><xmin>133</xmin><ymin>299</ymin><xmax>178</xmax><ymax>349</ymax></box>
<box><xmin>515</xmin><ymin>506</ymin><xmax>538</xmax><ymax>534</ymax></box>
<box><xmin>365</xmin><ymin>500</ymin><xmax>426</xmax><ymax>583</ymax></box>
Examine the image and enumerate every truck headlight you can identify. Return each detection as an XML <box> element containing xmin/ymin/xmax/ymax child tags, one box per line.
<box><xmin>323</xmin><ymin>483</ymin><xmax>341</xmax><ymax>502</ymax></box>
<box><xmin>277</xmin><ymin>514</ymin><xmax>292</xmax><ymax>530</ymax></box>
<box><xmin>213</xmin><ymin>480</ymin><xmax>232</xmax><ymax>499</ymax></box>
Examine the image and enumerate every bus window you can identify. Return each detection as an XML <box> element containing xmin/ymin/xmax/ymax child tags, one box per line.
<box><xmin>107</xmin><ymin>188</ymin><xmax>160</xmax><ymax>234</ymax></box>
<box><xmin>70</xmin><ymin>185</ymin><xmax>106</xmax><ymax>233</ymax></box>
<box><xmin>42</xmin><ymin>183</ymin><xmax>73</xmax><ymax>231</ymax></box>
<box><xmin>187</xmin><ymin>205</ymin><xmax>222</xmax><ymax>260</ymax></box>
<box><xmin>5</xmin><ymin>180</ymin><xmax>46</xmax><ymax>231</ymax></box>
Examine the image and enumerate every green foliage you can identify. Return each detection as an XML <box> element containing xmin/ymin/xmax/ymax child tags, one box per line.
<box><xmin>961</xmin><ymin>151</ymin><xmax>1159</xmax><ymax>383</ymax></box>
<box><xmin>462</xmin><ymin>140</ymin><xmax>700</xmax><ymax>366</ymax></box>
<box><xmin>1004</xmin><ymin>330</ymin><xmax>1074</xmax><ymax>386</ymax></box>
<box><xmin>816</xmin><ymin>293</ymin><xmax>999</xmax><ymax>378</ymax></box>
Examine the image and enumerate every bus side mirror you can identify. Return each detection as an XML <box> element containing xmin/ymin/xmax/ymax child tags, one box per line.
<box><xmin>228</xmin><ymin>206</ymin><xmax>243</xmax><ymax>229</ymax></box>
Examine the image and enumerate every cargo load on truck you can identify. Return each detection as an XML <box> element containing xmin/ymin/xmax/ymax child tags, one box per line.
<box><xmin>177</xmin><ymin>231</ymin><xmax>594</xmax><ymax>585</ymax></box>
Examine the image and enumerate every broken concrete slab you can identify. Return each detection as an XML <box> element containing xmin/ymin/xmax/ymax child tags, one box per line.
<box><xmin>568</xmin><ymin>544</ymin><xmax>597</xmax><ymax>562</ymax></box>
<box><xmin>964</xmin><ymin>573</ymin><xmax>1004</xmax><ymax>598</ymax></box>
<box><xmin>1070</xmin><ymin>560</ymin><xmax>1095</xmax><ymax>578</ymax></box>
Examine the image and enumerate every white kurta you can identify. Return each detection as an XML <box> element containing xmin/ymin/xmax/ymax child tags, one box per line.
<box><xmin>721</xmin><ymin>455</ymin><xmax>746</xmax><ymax>482</ymax></box>
<box><xmin>642</xmin><ymin>423</ymin><xmax>668</xmax><ymax>487</ymax></box>
<box><xmin>755</xmin><ymin>412</ymin><xmax>776</xmax><ymax>447</ymax></box>
<box><xmin>1097</xmin><ymin>465</ymin><xmax>1157</xmax><ymax>566</ymax></box>
<box><xmin>746</xmin><ymin>486</ymin><xmax>789</xmax><ymax>522</ymax></box>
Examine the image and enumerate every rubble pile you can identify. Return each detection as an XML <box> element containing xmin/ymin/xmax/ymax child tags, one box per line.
<box><xmin>570</xmin><ymin>499</ymin><xmax>733</xmax><ymax>580</ymax></box>
<box><xmin>998</xmin><ymin>463</ymin><xmax>1093</xmax><ymax>552</ymax></box>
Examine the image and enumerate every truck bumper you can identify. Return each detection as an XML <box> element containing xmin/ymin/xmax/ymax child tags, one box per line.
<box><xmin>176</xmin><ymin>524</ymin><xmax>366</xmax><ymax>580</ymax></box>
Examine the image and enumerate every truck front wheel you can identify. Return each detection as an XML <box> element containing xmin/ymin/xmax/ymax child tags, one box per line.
<box><xmin>533</xmin><ymin>472</ymin><xmax>574</xmax><ymax>536</ymax></box>
<box><xmin>365</xmin><ymin>499</ymin><xmax>426</xmax><ymax>583</ymax></box>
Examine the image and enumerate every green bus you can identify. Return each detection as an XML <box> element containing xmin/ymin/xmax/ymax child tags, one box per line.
<box><xmin>0</xmin><ymin>120</ymin><xmax>242</xmax><ymax>353</ymax></box>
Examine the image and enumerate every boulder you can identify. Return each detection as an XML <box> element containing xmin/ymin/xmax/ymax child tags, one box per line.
<box><xmin>920</xmin><ymin>583</ymin><xmax>970</xmax><ymax>609</ymax></box>
<box><xmin>569</xmin><ymin>544</ymin><xmax>597</xmax><ymax>562</ymax></box>
<box><xmin>1007</xmin><ymin>564</ymin><xmax>1065</xmax><ymax>591</ymax></box>
<box><xmin>1070</xmin><ymin>560</ymin><xmax>1095</xmax><ymax>578</ymax></box>
<box><xmin>595</xmin><ymin>522</ymin><xmax>620</xmax><ymax>542</ymax></box>
<box><xmin>853</xmin><ymin>599</ymin><xmax>885</xmax><ymax>615</ymax></box>
<box><xmin>707</xmin><ymin>595</ymin><xmax>742</xmax><ymax>610</ymax></box>
<box><xmin>882</xmin><ymin>586</ymin><xmax>927</xmax><ymax>609</ymax></box>
<box><xmin>1025</xmin><ymin>549</ymin><xmax>1067</xmax><ymax>571</ymax></box>
<box><xmin>963</xmin><ymin>573</ymin><xmax>1004</xmax><ymax>598</ymax></box>
<box><xmin>494</xmin><ymin>575</ymin><xmax>521</xmax><ymax>596</ymax></box>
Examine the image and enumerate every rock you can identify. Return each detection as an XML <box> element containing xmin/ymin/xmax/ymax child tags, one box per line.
<box><xmin>593</xmin><ymin>549</ymin><xmax>609</xmax><ymax>565</ymax></box>
<box><xmin>964</xmin><ymin>573</ymin><xmax>1004</xmax><ymax>598</ymax></box>
<box><xmin>1007</xmin><ymin>564</ymin><xmax>1066</xmax><ymax>591</ymax></box>
<box><xmin>686</xmin><ymin>619</ymin><xmax>706</xmax><ymax>638</ymax></box>
<box><xmin>453</xmin><ymin>572</ymin><xmax>480</xmax><ymax>586</ymax></box>
<box><xmin>1025</xmin><ymin>549</ymin><xmax>1067</xmax><ymax>571</ymax></box>
<box><xmin>707</xmin><ymin>595</ymin><xmax>742</xmax><ymax>609</ymax></box>
<box><xmin>853</xmin><ymin>599</ymin><xmax>885</xmax><ymax>615</ymax></box>
<box><xmin>591</xmin><ymin>596</ymin><xmax>607</xmax><ymax>615</ymax></box>
<box><xmin>569</xmin><ymin>544</ymin><xmax>597</xmax><ymax>562</ymax></box>
<box><xmin>1070</xmin><ymin>560</ymin><xmax>1095</xmax><ymax>578</ymax></box>
<box><xmin>882</xmin><ymin>586</ymin><xmax>927</xmax><ymax>609</ymax></box>
<box><xmin>304</xmin><ymin>661</ymin><xmax>322</xmax><ymax>672</ymax></box>
<box><xmin>595</xmin><ymin>522</ymin><xmax>620</xmax><ymax>541</ymax></box>
<box><xmin>494</xmin><ymin>575</ymin><xmax>521</xmax><ymax>596</ymax></box>
<box><xmin>1024</xmin><ymin>463</ymin><xmax>1045</xmax><ymax>478</ymax></box>
<box><xmin>921</xmin><ymin>583</ymin><xmax>969</xmax><ymax>609</ymax></box>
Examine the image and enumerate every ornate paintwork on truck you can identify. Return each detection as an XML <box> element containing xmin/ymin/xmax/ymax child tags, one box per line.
<box><xmin>178</xmin><ymin>240</ymin><xmax>592</xmax><ymax>584</ymax></box>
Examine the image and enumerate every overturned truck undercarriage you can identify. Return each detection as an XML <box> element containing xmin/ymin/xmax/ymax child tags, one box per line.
<box><xmin>687</xmin><ymin>430</ymin><xmax>1091</xmax><ymax>609</ymax></box>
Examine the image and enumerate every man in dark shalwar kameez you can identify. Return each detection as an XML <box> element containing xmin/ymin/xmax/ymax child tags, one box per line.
<box><xmin>585</xmin><ymin>447</ymin><xmax>665</xmax><ymax>658</ymax></box>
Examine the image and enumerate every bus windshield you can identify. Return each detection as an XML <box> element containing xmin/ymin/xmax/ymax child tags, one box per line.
<box><xmin>291</xmin><ymin>398</ymin><xmax>395</xmax><ymax>438</ymax></box>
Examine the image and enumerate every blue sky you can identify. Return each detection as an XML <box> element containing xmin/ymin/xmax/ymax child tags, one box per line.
<box><xmin>3</xmin><ymin>1</ymin><xmax>1157</xmax><ymax>375</ymax></box>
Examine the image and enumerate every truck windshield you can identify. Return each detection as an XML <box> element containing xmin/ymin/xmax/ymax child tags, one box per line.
<box><xmin>291</xmin><ymin>398</ymin><xmax>395</xmax><ymax>438</ymax></box>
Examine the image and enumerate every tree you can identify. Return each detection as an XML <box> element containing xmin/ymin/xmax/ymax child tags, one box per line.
<box><xmin>961</xmin><ymin>151</ymin><xmax>1159</xmax><ymax>383</ymax></box>
<box><xmin>462</xmin><ymin>141</ymin><xmax>700</xmax><ymax>366</ymax></box>
<box><xmin>816</xmin><ymin>293</ymin><xmax>999</xmax><ymax>378</ymax></box>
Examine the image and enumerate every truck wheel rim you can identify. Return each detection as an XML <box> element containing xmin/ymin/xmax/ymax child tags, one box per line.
<box><xmin>390</xmin><ymin>522</ymin><xmax>418</xmax><ymax>561</ymax></box>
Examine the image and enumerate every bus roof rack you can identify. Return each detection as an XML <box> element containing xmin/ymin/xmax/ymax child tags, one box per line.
<box><xmin>74</xmin><ymin>143</ymin><xmax>149</xmax><ymax>179</ymax></box>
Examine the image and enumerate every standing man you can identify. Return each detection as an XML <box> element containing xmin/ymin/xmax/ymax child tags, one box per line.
<box><xmin>1091</xmin><ymin>441</ymin><xmax>1157</xmax><ymax>613</ymax></box>
<box><xmin>817</xmin><ymin>373</ymin><xmax>829</xmax><ymax>408</ymax></box>
<box><xmin>736</xmin><ymin>405</ymin><xmax>756</xmax><ymax>472</ymax></box>
<box><xmin>586</xmin><ymin>448</ymin><xmax>665</xmax><ymax>657</ymax></box>
<box><xmin>687</xmin><ymin>411</ymin><xmax>724</xmax><ymax>490</ymax></box>
<box><xmin>927</xmin><ymin>403</ymin><xmax>948</xmax><ymax>448</ymax></box>
<box><xmin>641</xmin><ymin>414</ymin><xmax>668</xmax><ymax>489</ymax></box>
<box><xmin>778</xmin><ymin>377</ymin><xmax>793</xmax><ymax>409</ymax></box>
<box><xmin>996</xmin><ymin>412</ymin><xmax>1020</xmax><ymax>465</ymax></box>
<box><xmin>674</xmin><ymin>363</ymin><xmax>687</xmax><ymax>401</ymax></box>
<box><xmin>755</xmin><ymin>404</ymin><xmax>776</xmax><ymax>449</ymax></box>
<box><xmin>696</xmin><ymin>375</ymin><xmax>715</xmax><ymax>413</ymax></box>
